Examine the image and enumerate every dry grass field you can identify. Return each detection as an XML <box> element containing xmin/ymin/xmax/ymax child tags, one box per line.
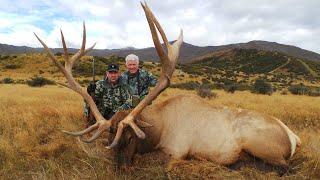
<box><xmin>0</xmin><ymin>84</ymin><xmax>319</xmax><ymax>179</ymax></box>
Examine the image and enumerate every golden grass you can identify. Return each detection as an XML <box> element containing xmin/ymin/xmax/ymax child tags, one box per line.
<box><xmin>0</xmin><ymin>84</ymin><xmax>319</xmax><ymax>179</ymax></box>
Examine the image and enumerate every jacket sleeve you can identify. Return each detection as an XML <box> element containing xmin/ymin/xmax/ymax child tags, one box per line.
<box><xmin>114</xmin><ymin>85</ymin><xmax>133</xmax><ymax>112</ymax></box>
<box><xmin>148</xmin><ymin>71</ymin><xmax>158</xmax><ymax>87</ymax></box>
<box><xmin>94</xmin><ymin>81</ymin><xmax>104</xmax><ymax>112</ymax></box>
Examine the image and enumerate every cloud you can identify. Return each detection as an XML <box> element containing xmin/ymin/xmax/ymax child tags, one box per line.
<box><xmin>0</xmin><ymin>0</ymin><xmax>319</xmax><ymax>53</ymax></box>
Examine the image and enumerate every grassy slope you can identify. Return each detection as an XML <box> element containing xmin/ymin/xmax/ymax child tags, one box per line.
<box><xmin>0</xmin><ymin>53</ymin><xmax>193</xmax><ymax>85</ymax></box>
<box><xmin>0</xmin><ymin>85</ymin><xmax>319</xmax><ymax>179</ymax></box>
<box><xmin>184</xmin><ymin>48</ymin><xmax>320</xmax><ymax>87</ymax></box>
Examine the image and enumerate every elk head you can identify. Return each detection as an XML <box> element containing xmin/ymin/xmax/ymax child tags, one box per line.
<box><xmin>34</xmin><ymin>2</ymin><xmax>183</xmax><ymax>147</ymax></box>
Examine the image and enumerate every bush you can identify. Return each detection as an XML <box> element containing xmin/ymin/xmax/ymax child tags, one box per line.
<box><xmin>281</xmin><ymin>90</ymin><xmax>288</xmax><ymax>95</ymax></box>
<box><xmin>252</xmin><ymin>79</ymin><xmax>273</xmax><ymax>95</ymax></box>
<box><xmin>26</xmin><ymin>76</ymin><xmax>55</xmax><ymax>87</ymax></box>
<box><xmin>288</xmin><ymin>84</ymin><xmax>310</xmax><ymax>95</ymax></box>
<box><xmin>197</xmin><ymin>84</ymin><xmax>217</xmax><ymax>99</ymax></box>
<box><xmin>224</xmin><ymin>84</ymin><xmax>237</xmax><ymax>93</ymax></box>
<box><xmin>4</xmin><ymin>64</ymin><xmax>21</xmax><ymax>69</ymax></box>
<box><xmin>308</xmin><ymin>89</ymin><xmax>320</xmax><ymax>96</ymax></box>
<box><xmin>1</xmin><ymin>77</ymin><xmax>14</xmax><ymax>84</ymax></box>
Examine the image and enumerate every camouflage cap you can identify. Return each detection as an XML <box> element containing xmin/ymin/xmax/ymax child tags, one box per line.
<box><xmin>107</xmin><ymin>63</ymin><xmax>119</xmax><ymax>72</ymax></box>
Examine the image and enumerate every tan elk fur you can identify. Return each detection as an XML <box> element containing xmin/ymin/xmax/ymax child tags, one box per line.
<box><xmin>120</xmin><ymin>94</ymin><xmax>301</xmax><ymax>166</ymax></box>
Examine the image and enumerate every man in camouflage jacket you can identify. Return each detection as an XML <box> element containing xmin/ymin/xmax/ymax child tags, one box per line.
<box><xmin>84</xmin><ymin>63</ymin><xmax>132</xmax><ymax>121</ymax></box>
<box><xmin>121</xmin><ymin>54</ymin><xmax>158</xmax><ymax>106</ymax></box>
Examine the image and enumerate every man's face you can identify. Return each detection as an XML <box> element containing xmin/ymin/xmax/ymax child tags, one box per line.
<box><xmin>126</xmin><ymin>60</ymin><xmax>139</xmax><ymax>74</ymax></box>
<box><xmin>106</xmin><ymin>71</ymin><xmax>120</xmax><ymax>83</ymax></box>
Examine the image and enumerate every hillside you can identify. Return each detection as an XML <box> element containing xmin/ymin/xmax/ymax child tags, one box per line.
<box><xmin>181</xmin><ymin>48</ymin><xmax>320</xmax><ymax>89</ymax></box>
<box><xmin>1</xmin><ymin>49</ymin><xmax>320</xmax><ymax>93</ymax></box>
<box><xmin>1</xmin><ymin>40</ymin><xmax>320</xmax><ymax>63</ymax></box>
<box><xmin>0</xmin><ymin>54</ymin><xmax>189</xmax><ymax>85</ymax></box>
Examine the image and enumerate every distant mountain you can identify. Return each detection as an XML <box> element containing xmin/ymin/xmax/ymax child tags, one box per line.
<box><xmin>1</xmin><ymin>40</ymin><xmax>320</xmax><ymax>64</ymax></box>
<box><xmin>189</xmin><ymin>40</ymin><xmax>320</xmax><ymax>64</ymax></box>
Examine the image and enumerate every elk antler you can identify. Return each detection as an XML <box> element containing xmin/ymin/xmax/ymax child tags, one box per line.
<box><xmin>34</xmin><ymin>23</ymin><xmax>145</xmax><ymax>142</ymax></box>
<box><xmin>106</xmin><ymin>2</ymin><xmax>183</xmax><ymax>149</ymax></box>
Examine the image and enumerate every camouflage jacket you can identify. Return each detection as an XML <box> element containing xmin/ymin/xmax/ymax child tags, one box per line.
<box><xmin>120</xmin><ymin>69</ymin><xmax>158</xmax><ymax>102</ymax></box>
<box><xmin>84</xmin><ymin>79</ymin><xmax>133</xmax><ymax>119</ymax></box>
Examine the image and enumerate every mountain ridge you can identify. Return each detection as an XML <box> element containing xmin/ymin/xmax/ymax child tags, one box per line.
<box><xmin>1</xmin><ymin>40</ymin><xmax>320</xmax><ymax>63</ymax></box>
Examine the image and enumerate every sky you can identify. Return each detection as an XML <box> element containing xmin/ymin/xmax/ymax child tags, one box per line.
<box><xmin>0</xmin><ymin>0</ymin><xmax>319</xmax><ymax>53</ymax></box>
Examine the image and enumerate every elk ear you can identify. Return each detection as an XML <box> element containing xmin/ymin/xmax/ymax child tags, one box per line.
<box><xmin>136</xmin><ymin>120</ymin><xmax>153</xmax><ymax>128</ymax></box>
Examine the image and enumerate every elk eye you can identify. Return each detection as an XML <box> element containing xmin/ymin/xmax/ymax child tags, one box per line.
<box><xmin>109</xmin><ymin>127</ymin><xmax>115</xmax><ymax>134</ymax></box>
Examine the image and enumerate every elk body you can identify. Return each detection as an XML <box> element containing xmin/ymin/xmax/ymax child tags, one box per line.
<box><xmin>34</xmin><ymin>2</ymin><xmax>300</xmax><ymax>170</ymax></box>
<box><xmin>109</xmin><ymin>95</ymin><xmax>301</xmax><ymax>167</ymax></box>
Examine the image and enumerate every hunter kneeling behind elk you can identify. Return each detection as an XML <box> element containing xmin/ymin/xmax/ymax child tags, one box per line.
<box><xmin>121</xmin><ymin>54</ymin><xmax>158</xmax><ymax>107</ymax></box>
<box><xmin>34</xmin><ymin>2</ymin><xmax>301</xmax><ymax>171</ymax></box>
<box><xmin>84</xmin><ymin>63</ymin><xmax>133</xmax><ymax>124</ymax></box>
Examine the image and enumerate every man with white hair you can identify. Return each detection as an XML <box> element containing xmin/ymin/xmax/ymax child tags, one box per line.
<box><xmin>121</xmin><ymin>54</ymin><xmax>158</xmax><ymax>107</ymax></box>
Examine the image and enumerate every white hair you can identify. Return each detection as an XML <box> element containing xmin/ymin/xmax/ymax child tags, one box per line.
<box><xmin>125</xmin><ymin>54</ymin><xmax>139</xmax><ymax>63</ymax></box>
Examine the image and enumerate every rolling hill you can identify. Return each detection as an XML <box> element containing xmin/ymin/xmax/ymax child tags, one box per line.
<box><xmin>180</xmin><ymin>48</ymin><xmax>320</xmax><ymax>89</ymax></box>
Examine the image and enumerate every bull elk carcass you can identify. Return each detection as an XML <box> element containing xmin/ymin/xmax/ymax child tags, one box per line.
<box><xmin>34</xmin><ymin>2</ymin><xmax>301</xmax><ymax>169</ymax></box>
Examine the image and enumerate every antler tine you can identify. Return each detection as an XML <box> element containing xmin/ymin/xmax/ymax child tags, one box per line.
<box><xmin>61</xmin><ymin>123</ymin><xmax>98</xmax><ymax>136</ymax></box>
<box><xmin>60</xmin><ymin>29</ymin><xmax>69</xmax><ymax>61</ymax></box>
<box><xmin>142</xmin><ymin>2</ymin><xmax>182</xmax><ymax>78</ymax></box>
<box><xmin>142</xmin><ymin>2</ymin><xmax>169</xmax><ymax>49</ymax></box>
<box><xmin>68</xmin><ymin>22</ymin><xmax>93</xmax><ymax>68</ymax></box>
<box><xmin>80</xmin><ymin>129</ymin><xmax>104</xmax><ymax>143</ymax></box>
<box><xmin>141</xmin><ymin>2</ymin><xmax>169</xmax><ymax>64</ymax></box>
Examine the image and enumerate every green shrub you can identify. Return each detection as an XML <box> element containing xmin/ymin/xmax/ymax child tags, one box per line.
<box><xmin>0</xmin><ymin>55</ymin><xmax>9</xmax><ymax>60</ymax></box>
<box><xmin>4</xmin><ymin>64</ymin><xmax>21</xmax><ymax>69</ymax></box>
<box><xmin>307</xmin><ymin>87</ymin><xmax>320</xmax><ymax>96</ymax></box>
<box><xmin>307</xmin><ymin>90</ymin><xmax>320</xmax><ymax>96</ymax></box>
<box><xmin>1</xmin><ymin>55</ymin><xmax>23</xmax><ymax>69</ymax></box>
<box><xmin>288</xmin><ymin>84</ymin><xmax>310</xmax><ymax>95</ymax></box>
<box><xmin>1</xmin><ymin>77</ymin><xmax>14</xmax><ymax>84</ymax></box>
<box><xmin>252</xmin><ymin>79</ymin><xmax>273</xmax><ymax>95</ymax></box>
<box><xmin>197</xmin><ymin>84</ymin><xmax>217</xmax><ymax>99</ymax></box>
<box><xmin>26</xmin><ymin>76</ymin><xmax>55</xmax><ymax>87</ymax></box>
<box><xmin>225</xmin><ymin>84</ymin><xmax>237</xmax><ymax>93</ymax></box>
